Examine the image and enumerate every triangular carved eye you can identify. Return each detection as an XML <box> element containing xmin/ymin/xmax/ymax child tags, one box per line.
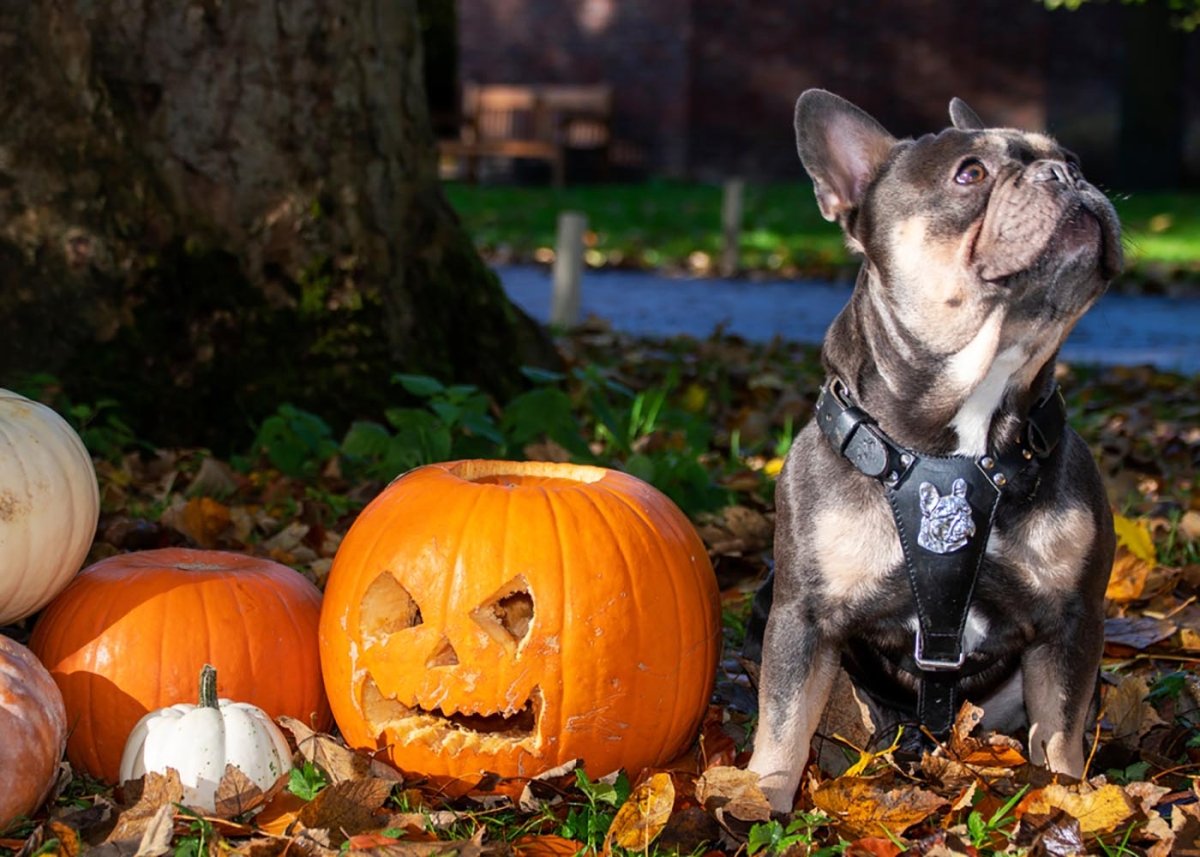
<box><xmin>472</xmin><ymin>575</ymin><xmax>533</xmax><ymax>648</ymax></box>
<box><xmin>426</xmin><ymin>635</ymin><xmax>459</xmax><ymax>668</ymax></box>
<box><xmin>359</xmin><ymin>572</ymin><xmax>423</xmax><ymax>640</ymax></box>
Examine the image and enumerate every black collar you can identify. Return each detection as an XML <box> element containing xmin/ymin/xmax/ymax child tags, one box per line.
<box><xmin>814</xmin><ymin>377</ymin><xmax>1066</xmax><ymax>492</ymax></box>
<box><xmin>815</xmin><ymin>376</ymin><xmax>1067</xmax><ymax>736</ymax></box>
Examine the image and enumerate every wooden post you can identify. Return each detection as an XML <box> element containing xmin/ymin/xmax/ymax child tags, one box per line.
<box><xmin>720</xmin><ymin>178</ymin><xmax>744</xmax><ymax>278</ymax></box>
<box><xmin>551</xmin><ymin>210</ymin><xmax>587</xmax><ymax>327</ymax></box>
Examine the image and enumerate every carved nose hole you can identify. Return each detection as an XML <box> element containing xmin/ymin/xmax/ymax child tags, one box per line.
<box><xmin>426</xmin><ymin>636</ymin><xmax>459</xmax><ymax>668</ymax></box>
<box><xmin>359</xmin><ymin>572</ymin><xmax>423</xmax><ymax>639</ymax></box>
<box><xmin>472</xmin><ymin>575</ymin><xmax>534</xmax><ymax>648</ymax></box>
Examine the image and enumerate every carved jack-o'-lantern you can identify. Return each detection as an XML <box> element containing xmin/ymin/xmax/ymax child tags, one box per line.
<box><xmin>318</xmin><ymin>460</ymin><xmax>721</xmax><ymax>785</ymax></box>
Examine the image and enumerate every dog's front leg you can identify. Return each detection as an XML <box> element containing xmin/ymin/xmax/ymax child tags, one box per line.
<box><xmin>747</xmin><ymin>606</ymin><xmax>839</xmax><ymax>813</ymax></box>
<box><xmin>1021</xmin><ymin>622</ymin><xmax>1103</xmax><ymax>777</ymax></box>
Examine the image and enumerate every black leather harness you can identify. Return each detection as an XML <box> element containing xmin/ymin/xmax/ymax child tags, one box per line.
<box><xmin>815</xmin><ymin>378</ymin><xmax>1066</xmax><ymax>737</ymax></box>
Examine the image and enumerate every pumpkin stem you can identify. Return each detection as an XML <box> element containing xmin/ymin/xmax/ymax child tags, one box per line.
<box><xmin>199</xmin><ymin>663</ymin><xmax>219</xmax><ymax>709</ymax></box>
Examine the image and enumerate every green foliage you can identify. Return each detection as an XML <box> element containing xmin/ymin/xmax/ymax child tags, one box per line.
<box><xmin>251</xmin><ymin>404</ymin><xmax>339</xmax><ymax>478</ymax></box>
<box><xmin>445</xmin><ymin>181</ymin><xmax>1200</xmax><ymax>278</ymax></box>
<box><xmin>964</xmin><ymin>785</ymin><xmax>1029</xmax><ymax>850</ymax></box>
<box><xmin>747</xmin><ymin>812</ymin><xmax>842</xmax><ymax>856</ymax></box>
<box><xmin>173</xmin><ymin>806</ymin><xmax>215</xmax><ymax>857</ymax></box>
<box><xmin>11</xmin><ymin>373</ymin><xmax>148</xmax><ymax>461</ymax></box>
<box><xmin>287</xmin><ymin>760</ymin><xmax>329</xmax><ymax>801</ymax></box>
<box><xmin>246</xmin><ymin>363</ymin><xmax>734</xmax><ymax>517</ymax></box>
<box><xmin>558</xmin><ymin>769</ymin><xmax>632</xmax><ymax>852</ymax></box>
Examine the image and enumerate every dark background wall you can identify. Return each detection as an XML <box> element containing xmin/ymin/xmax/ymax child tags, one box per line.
<box><xmin>454</xmin><ymin>0</ymin><xmax>1200</xmax><ymax>188</ymax></box>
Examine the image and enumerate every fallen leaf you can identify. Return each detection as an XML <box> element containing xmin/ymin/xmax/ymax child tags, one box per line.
<box><xmin>213</xmin><ymin>763</ymin><xmax>284</xmax><ymax>818</ymax></box>
<box><xmin>843</xmin><ymin>836</ymin><xmax>901</xmax><ymax>856</ymax></box>
<box><xmin>1105</xmin><ymin>548</ymin><xmax>1153</xmax><ymax>602</ymax></box>
<box><xmin>133</xmin><ymin>804</ymin><xmax>175</xmax><ymax>857</ymax></box>
<box><xmin>161</xmin><ymin>496</ymin><xmax>232</xmax><ymax>547</ymax></box>
<box><xmin>693</xmin><ymin>766</ymin><xmax>772</xmax><ymax>822</ymax></box>
<box><xmin>603</xmin><ymin>772</ymin><xmax>674</xmax><ymax>854</ymax></box>
<box><xmin>1104</xmin><ymin>615</ymin><xmax>1177</xmax><ymax>651</ymax></box>
<box><xmin>810</xmin><ymin>776</ymin><xmax>946</xmax><ymax>840</ymax></box>
<box><xmin>511</xmin><ymin>835</ymin><xmax>584</xmax><ymax>857</ymax></box>
<box><xmin>280</xmin><ymin>716</ymin><xmax>403</xmax><ymax>784</ymax></box>
<box><xmin>255</xmin><ymin>790</ymin><xmax>309</xmax><ymax>836</ymax></box>
<box><xmin>1013</xmin><ymin>809</ymin><xmax>1085</xmax><ymax>857</ymax></box>
<box><xmin>108</xmin><ymin>770</ymin><xmax>185</xmax><ymax>843</ymax></box>
<box><xmin>344</xmin><ymin>827</ymin><xmax>488</xmax><ymax>857</ymax></box>
<box><xmin>1019</xmin><ymin>783</ymin><xmax>1137</xmax><ymax>836</ymax></box>
<box><xmin>1102</xmin><ymin>674</ymin><xmax>1166</xmax><ymax>740</ymax></box>
<box><xmin>297</xmin><ymin>778</ymin><xmax>396</xmax><ymax>845</ymax></box>
<box><xmin>1113</xmin><ymin>514</ymin><xmax>1157</xmax><ymax>565</ymax></box>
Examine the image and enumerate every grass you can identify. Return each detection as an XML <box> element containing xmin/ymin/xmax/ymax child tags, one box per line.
<box><xmin>444</xmin><ymin>180</ymin><xmax>1200</xmax><ymax>285</ymax></box>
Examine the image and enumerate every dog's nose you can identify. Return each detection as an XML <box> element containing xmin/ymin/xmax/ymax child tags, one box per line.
<box><xmin>1031</xmin><ymin>159</ymin><xmax>1081</xmax><ymax>186</ymax></box>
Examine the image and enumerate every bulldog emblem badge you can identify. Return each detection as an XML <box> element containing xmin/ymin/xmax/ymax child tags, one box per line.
<box><xmin>917</xmin><ymin>479</ymin><xmax>975</xmax><ymax>554</ymax></box>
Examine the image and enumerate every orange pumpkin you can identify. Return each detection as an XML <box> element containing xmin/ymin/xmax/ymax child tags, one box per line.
<box><xmin>0</xmin><ymin>634</ymin><xmax>68</xmax><ymax>829</ymax></box>
<box><xmin>29</xmin><ymin>548</ymin><xmax>330</xmax><ymax>783</ymax></box>
<box><xmin>319</xmin><ymin>460</ymin><xmax>721</xmax><ymax>787</ymax></box>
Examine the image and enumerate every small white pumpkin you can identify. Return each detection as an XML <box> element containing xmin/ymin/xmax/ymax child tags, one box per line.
<box><xmin>0</xmin><ymin>389</ymin><xmax>99</xmax><ymax>625</ymax></box>
<box><xmin>119</xmin><ymin>664</ymin><xmax>293</xmax><ymax>811</ymax></box>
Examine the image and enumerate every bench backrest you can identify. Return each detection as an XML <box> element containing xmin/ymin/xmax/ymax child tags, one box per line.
<box><xmin>461</xmin><ymin>83</ymin><xmax>612</xmax><ymax>147</ymax></box>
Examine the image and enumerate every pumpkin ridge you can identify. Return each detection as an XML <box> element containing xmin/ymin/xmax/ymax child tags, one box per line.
<box><xmin>603</xmin><ymin>479</ymin><xmax>716</xmax><ymax>764</ymax></box>
<box><xmin>597</xmin><ymin>481</ymin><xmax>677</xmax><ymax>764</ymax></box>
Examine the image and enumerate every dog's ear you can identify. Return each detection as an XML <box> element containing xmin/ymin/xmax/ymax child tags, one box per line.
<box><xmin>951</xmin><ymin>478</ymin><xmax>969</xmax><ymax>498</ymax></box>
<box><xmin>919</xmin><ymin>482</ymin><xmax>940</xmax><ymax>512</ymax></box>
<box><xmin>795</xmin><ymin>89</ymin><xmax>895</xmax><ymax>223</ymax></box>
<box><xmin>949</xmin><ymin>97</ymin><xmax>985</xmax><ymax>131</ymax></box>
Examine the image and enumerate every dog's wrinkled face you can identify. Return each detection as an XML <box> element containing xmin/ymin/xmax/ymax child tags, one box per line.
<box><xmin>869</xmin><ymin>124</ymin><xmax>1122</xmax><ymax>356</ymax></box>
<box><xmin>796</xmin><ymin>91</ymin><xmax>1122</xmax><ymax>451</ymax></box>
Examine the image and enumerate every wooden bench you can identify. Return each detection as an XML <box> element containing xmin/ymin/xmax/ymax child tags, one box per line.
<box><xmin>439</xmin><ymin>83</ymin><xmax>612</xmax><ymax>186</ymax></box>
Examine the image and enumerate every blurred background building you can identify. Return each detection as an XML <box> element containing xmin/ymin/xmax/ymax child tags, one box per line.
<box><xmin>425</xmin><ymin>0</ymin><xmax>1200</xmax><ymax>188</ymax></box>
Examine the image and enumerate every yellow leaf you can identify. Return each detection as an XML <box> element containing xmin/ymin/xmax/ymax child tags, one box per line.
<box><xmin>1113</xmin><ymin>514</ymin><xmax>1156</xmax><ymax>566</ymax></box>
<box><xmin>1021</xmin><ymin>783</ymin><xmax>1136</xmax><ymax>835</ymax></box>
<box><xmin>681</xmin><ymin>383</ymin><xmax>708</xmax><ymax>413</ymax></box>
<box><xmin>811</xmin><ymin>776</ymin><xmax>946</xmax><ymax>840</ymax></box>
<box><xmin>1106</xmin><ymin>548</ymin><xmax>1153</xmax><ymax>603</ymax></box>
<box><xmin>843</xmin><ymin>731</ymin><xmax>901</xmax><ymax>777</ymax></box>
<box><xmin>763</xmin><ymin>457</ymin><xmax>784</xmax><ymax>478</ymax></box>
<box><xmin>603</xmin><ymin>772</ymin><xmax>674</xmax><ymax>854</ymax></box>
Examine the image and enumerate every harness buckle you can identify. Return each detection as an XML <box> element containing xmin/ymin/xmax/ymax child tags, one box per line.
<box><xmin>913</xmin><ymin>628</ymin><xmax>966</xmax><ymax>672</ymax></box>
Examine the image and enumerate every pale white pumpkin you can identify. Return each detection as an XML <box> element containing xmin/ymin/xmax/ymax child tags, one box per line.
<box><xmin>0</xmin><ymin>389</ymin><xmax>99</xmax><ymax>625</ymax></box>
<box><xmin>118</xmin><ymin>665</ymin><xmax>293</xmax><ymax>811</ymax></box>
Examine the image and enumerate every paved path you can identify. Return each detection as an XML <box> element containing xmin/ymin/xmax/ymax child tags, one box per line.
<box><xmin>498</xmin><ymin>265</ymin><xmax>1200</xmax><ymax>375</ymax></box>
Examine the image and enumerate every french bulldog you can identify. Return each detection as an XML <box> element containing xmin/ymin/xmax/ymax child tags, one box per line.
<box><xmin>745</xmin><ymin>90</ymin><xmax>1121</xmax><ymax>812</ymax></box>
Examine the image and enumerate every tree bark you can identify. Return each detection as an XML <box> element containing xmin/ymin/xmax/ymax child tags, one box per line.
<box><xmin>0</xmin><ymin>0</ymin><xmax>554</xmax><ymax>449</ymax></box>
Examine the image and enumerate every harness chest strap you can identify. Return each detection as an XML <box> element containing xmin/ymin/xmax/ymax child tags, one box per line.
<box><xmin>814</xmin><ymin>379</ymin><xmax>1065</xmax><ymax>737</ymax></box>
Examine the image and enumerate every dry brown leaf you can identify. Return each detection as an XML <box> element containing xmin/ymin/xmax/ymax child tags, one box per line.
<box><xmin>602</xmin><ymin>772</ymin><xmax>674</xmax><ymax>855</ymax></box>
<box><xmin>213</xmin><ymin>762</ymin><xmax>284</xmax><ymax>819</ymax></box>
<box><xmin>1103</xmin><ymin>674</ymin><xmax>1166</xmax><ymax>740</ymax></box>
<box><xmin>693</xmin><ymin>765</ymin><xmax>772</xmax><ymax>822</ymax></box>
<box><xmin>161</xmin><ymin>496</ymin><xmax>233</xmax><ymax>547</ymax></box>
<box><xmin>255</xmin><ymin>790</ymin><xmax>309</xmax><ymax>836</ymax></box>
<box><xmin>1105</xmin><ymin>548</ymin><xmax>1153</xmax><ymax>603</ymax></box>
<box><xmin>297</xmin><ymin>778</ymin><xmax>396</xmax><ymax>845</ymax></box>
<box><xmin>133</xmin><ymin>804</ymin><xmax>175</xmax><ymax>857</ymax></box>
<box><xmin>280</xmin><ymin>715</ymin><xmax>403</xmax><ymax>784</ymax></box>
<box><xmin>344</xmin><ymin>826</ymin><xmax>489</xmax><ymax>857</ymax></box>
<box><xmin>1013</xmin><ymin>809</ymin><xmax>1085</xmax><ymax>857</ymax></box>
<box><xmin>944</xmin><ymin>701</ymin><xmax>1027</xmax><ymax>769</ymax></box>
<box><xmin>1019</xmin><ymin>783</ymin><xmax>1137</xmax><ymax>836</ymax></box>
<box><xmin>108</xmin><ymin>770</ymin><xmax>185</xmax><ymax>843</ymax></box>
<box><xmin>810</xmin><ymin>776</ymin><xmax>947</xmax><ymax>840</ymax></box>
<box><xmin>511</xmin><ymin>834</ymin><xmax>586</xmax><ymax>857</ymax></box>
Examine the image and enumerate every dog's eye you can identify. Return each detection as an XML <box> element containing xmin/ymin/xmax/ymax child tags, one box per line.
<box><xmin>954</xmin><ymin>160</ymin><xmax>988</xmax><ymax>185</ymax></box>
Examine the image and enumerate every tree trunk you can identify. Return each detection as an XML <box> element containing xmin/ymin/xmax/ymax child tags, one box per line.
<box><xmin>0</xmin><ymin>0</ymin><xmax>554</xmax><ymax>450</ymax></box>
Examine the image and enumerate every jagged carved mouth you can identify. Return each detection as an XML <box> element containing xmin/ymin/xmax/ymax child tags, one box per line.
<box><xmin>362</xmin><ymin>676</ymin><xmax>542</xmax><ymax>745</ymax></box>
